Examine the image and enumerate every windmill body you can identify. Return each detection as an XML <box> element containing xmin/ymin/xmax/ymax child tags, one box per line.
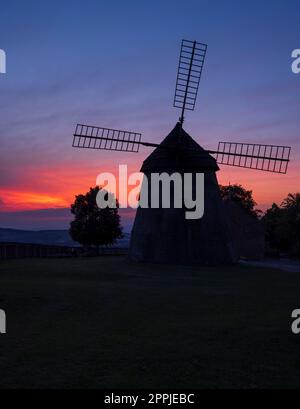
<box><xmin>129</xmin><ymin>123</ymin><xmax>238</xmax><ymax>264</ymax></box>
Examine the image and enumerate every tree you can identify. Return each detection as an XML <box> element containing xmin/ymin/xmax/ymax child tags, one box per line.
<box><xmin>282</xmin><ymin>194</ymin><xmax>300</xmax><ymax>255</ymax></box>
<box><xmin>69</xmin><ymin>187</ymin><xmax>123</xmax><ymax>249</ymax></box>
<box><xmin>263</xmin><ymin>203</ymin><xmax>284</xmax><ymax>252</ymax></box>
<box><xmin>219</xmin><ymin>184</ymin><xmax>261</xmax><ymax>218</ymax></box>
<box><xmin>263</xmin><ymin>193</ymin><xmax>300</xmax><ymax>257</ymax></box>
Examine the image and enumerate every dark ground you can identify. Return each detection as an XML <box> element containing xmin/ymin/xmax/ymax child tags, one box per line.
<box><xmin>0</xmin><ymin>257</ymin><xmax>300</xmax><ymax>388</ymax></box>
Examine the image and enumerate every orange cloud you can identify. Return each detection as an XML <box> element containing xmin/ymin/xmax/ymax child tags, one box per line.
<box><xmin>0</xmin><ymin>190</ymin><xmax>68</xmax><ymax>211</ymax></box>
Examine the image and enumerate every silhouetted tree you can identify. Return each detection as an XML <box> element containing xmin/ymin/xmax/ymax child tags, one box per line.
<box><xmin>219</xmin><ymin>184</ymin><xmax>261</xmax><ymax>218</ymax></box>
<box><xmin>263</xmin><ymin>203</ymin><xmax>284</xmax><ymax>252</ymax></box>
<box><xmin>69</xmin><ymin>187</ymin><xmax>123</xmax><ymax>250</ymax></box>
<box><xmin>263</xmin><ymin>193</ymin><xmax>300</xmax><ymax>257</ymax></box>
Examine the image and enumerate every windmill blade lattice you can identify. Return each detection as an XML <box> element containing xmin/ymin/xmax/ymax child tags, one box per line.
<box><xmin>214</xmin><ymin>142</ymin><xmax>291</xmax><ymax>174</ymax></box>
<box><xmin>73</xmin><ymin>124</ymin><xmax>142</xmax><ymax>152</ymax></box>
<box><xmin>173</xmin><ymin>39</ymin><xmax>207</xmax><ymax>124</ymax></box>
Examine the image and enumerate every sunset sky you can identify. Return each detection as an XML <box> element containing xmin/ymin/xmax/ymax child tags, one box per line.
<box><xmin>0</xmin><ymin>0</ymin><xmax>299</xmax><ymax>229</ymax></box>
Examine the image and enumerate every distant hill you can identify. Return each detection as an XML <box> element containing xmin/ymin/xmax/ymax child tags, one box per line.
<box><xmin>0</xmin><ymin>228</ymin><xmax>130</xmax><ymax>248</ymax></box>
<box><xmin>0</xmin><ymin>207</ymin><xmax>135</xmax><ymax>230</ymax></box>
<box><xmin>0</xmin><ymin>228</ymin><xmax>76</xmax><ymax>246</ymax></box>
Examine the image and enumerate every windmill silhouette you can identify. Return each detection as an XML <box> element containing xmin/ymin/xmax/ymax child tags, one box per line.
<box><xmin>72</xmin><ymin>40</ymin><xmax>291</xmax><ymax>264</ymax></box>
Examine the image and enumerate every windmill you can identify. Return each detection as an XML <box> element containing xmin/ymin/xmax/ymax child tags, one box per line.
<box><xmin>72</xmin><ymin>39</ymin><xmax>291</xmax><ymax>264</ymax></box>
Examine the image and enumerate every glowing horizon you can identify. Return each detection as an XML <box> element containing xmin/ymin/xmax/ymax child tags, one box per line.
<box><xmin>0</xmin><ymin>158</ymin><xmax>297</xmax><ymax>213</ymax></box>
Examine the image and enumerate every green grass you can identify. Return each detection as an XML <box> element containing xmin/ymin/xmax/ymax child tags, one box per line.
<box><xmin>0</xmin><ymin>257</ymin><xmax>300</xmax><ymax>388</ymax></box>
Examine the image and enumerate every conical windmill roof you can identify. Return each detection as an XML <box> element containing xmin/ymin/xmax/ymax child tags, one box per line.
<box><xmin>141</xmin><ymin>122</ymin><xmax>219</xmax><ymax>172</ymax></box>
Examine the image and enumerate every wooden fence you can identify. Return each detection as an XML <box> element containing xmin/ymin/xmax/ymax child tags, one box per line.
<box><xmin>0</xmin><ymin>242</ymin><xmax>128</xmax><ymax>260</ymax></box>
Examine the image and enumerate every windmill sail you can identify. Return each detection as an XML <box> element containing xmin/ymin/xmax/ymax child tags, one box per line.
<box><xmin>173</xmin><ymin>39</ymin><xmax>207</xmax><ymax>124</ymax></box>
<box><xmin>72</xmin><ymin>124</ymin><xmax>142</xmax><ymax>152</ymax></box>
<box><xmin>213</xmin><ymin>142</ymin><xmax>291</xmax><ymax>174</ymax></box>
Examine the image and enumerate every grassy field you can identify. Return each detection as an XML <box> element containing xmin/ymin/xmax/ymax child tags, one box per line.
<box><xmin>0</xmin><ymin>256</ymin><xmax>300</xmax><ymax>389</ymax></box>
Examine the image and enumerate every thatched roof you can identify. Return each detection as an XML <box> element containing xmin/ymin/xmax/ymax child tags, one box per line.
<box><xmin>141</xmin><ymin>122</ymin><xmax>219</xmax><ymax>172</ymax></box>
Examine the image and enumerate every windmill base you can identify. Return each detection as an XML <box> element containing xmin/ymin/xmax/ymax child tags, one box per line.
<box><xmin>128</xmin><ymin>174</ymin><xmax>238</xmax><ymax>265</ymax></box>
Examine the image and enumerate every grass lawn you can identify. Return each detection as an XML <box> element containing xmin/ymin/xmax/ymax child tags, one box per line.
<box><xmin>0</xmin><ymin>256</ymin><xmax>300</xmax><ymax>388</ymax></box>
